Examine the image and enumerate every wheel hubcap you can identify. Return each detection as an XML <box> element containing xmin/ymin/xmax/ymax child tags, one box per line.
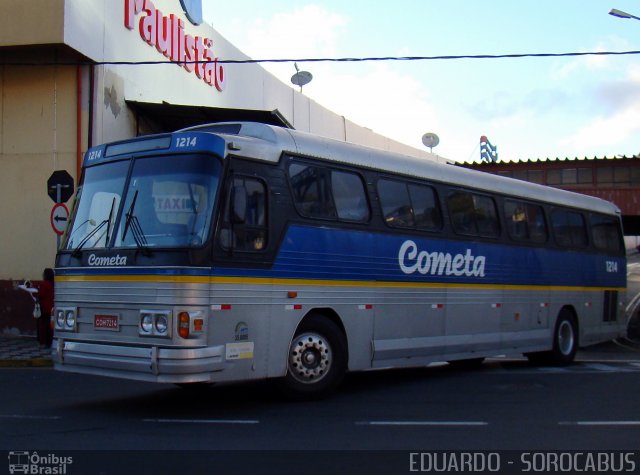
<box><xmin>288</xmin><ymin>332</ymin><xmax>332</xmax><ymax>384</ymax></box>
<box><xmin>558</xmin><ymin>320</ymin><xmax>575</xmax><ymax>356</ymax></box>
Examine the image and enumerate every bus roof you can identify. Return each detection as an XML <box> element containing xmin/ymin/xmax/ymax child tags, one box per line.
<box><xmin>182</xmin><ymin>122</ymin><xmax>620</xmax><ymax>216</ymax></box>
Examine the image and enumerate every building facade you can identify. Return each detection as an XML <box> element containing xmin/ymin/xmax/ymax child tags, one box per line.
<box><xmin>0</xmin><ymin>0</ymin><xmax>440</xmax><ymax>281</ymax></box>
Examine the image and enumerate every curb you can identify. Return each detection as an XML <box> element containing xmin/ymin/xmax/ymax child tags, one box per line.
<box><xmin>0</xmin><ymin>358</ymin><xmax>52</xmax><ymax>368</ymax></box>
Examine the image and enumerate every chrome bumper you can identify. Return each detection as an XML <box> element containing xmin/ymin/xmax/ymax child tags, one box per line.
<box><xmin>52</xmin><ymin>338</ymin><xmax>225</xmax><ymax>383</ymax></box>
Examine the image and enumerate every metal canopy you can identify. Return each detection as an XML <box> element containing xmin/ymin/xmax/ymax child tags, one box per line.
<box><xmin>126</xmin><ymin>101</ymin><xmax>293</xmax><ymax>133</ymax></box>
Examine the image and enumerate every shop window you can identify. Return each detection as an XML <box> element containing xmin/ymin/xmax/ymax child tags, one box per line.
<box><xmin>597</xmin><ymin>167</ymin><xmax>613</xmax><ymax>185</ymax></box>
<box><xmin>561</xmin><ymin>168</ymin><xmax>577</xmax><ymax>185</ymax></box>
<box><xmin>577</xmin><ymin>168</ymin><xmax>593</xmax><ymax>184</ymax></box>
<box><xmin>513</xmin><ymin>170</ymin><xmax>527</xmax><ymax>181</ymax></box>
<box><xmin>546</xmin><ymin>169</ymin><xmax>561</xmax><ymax>185</ymax></box>
<box><xmin>614</xmin><ymin>167</ymin><xmax>630</xmax><ymax>184</ymax></box>
<box><xmin>528</xmin><ymin>170</ymin><xmax>544</xmax><ymax>184</ymax></box>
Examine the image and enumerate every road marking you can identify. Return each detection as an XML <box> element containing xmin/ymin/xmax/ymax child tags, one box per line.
<box><xmin>356</xmin><ymin>421</ymin><xmax>488</xmax><ymax>427</ymax></box>
<box><xmin>582</xmin><ymin>363</ymin><xmax>628</xmax><ymax>372</ymax></box>
<box><xmin>559</xmin><ymin>421</ymin><xmax>640</xmax><ymax>427</ymax></box>
<box><xmin>0</xmin><ymin>414</ymin><xmax>62</xmax><ymax>420</ymax></box>
<box><xmin>143</xmin><ymin>418</ymin><xmax>259</xmax><ymax>425</ymax></box>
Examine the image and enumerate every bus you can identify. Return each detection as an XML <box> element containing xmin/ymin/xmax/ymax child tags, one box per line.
<box><xmin>53</xmin><ymin>122</ymin><xmax>627</xmax><ymax>397</ymax></box>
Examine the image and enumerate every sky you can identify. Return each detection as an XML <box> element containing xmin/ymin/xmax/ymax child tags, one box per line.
<box><xmin>203</xmin><ymin>0</ymin><xmax>640</xmax><ymax>163</ymax></box>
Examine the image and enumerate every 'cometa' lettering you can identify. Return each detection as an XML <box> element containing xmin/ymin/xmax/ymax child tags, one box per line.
<box><xmin>398</xmin><ymin>240</ymin><xmax>486</xmax><ymax>277</ymax></box>
<box><xmin>88</xmin><ymin>254</ymin><xmax>128</xmax><ymax>267</ymax></box>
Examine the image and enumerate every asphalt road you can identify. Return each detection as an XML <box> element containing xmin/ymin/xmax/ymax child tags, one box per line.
<box><xmin>2</xmin><ymin>347</ymin><xmax>639</xmax><ymax>474</ymax></box>
<box><xmin>2</xmin><ymin>355</ymin><xmax>639</xmax><ymax>450</ymax></box>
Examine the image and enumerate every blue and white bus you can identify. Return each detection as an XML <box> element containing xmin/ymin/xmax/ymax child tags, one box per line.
<box><xmin>53</xmin><ymin>122</ymin><xmax>627</xmax><ymax>397</ymax></box>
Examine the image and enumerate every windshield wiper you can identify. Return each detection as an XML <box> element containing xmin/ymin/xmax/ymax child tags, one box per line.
<box><xmin>71</xmin><ymin>197</ymin><xmax>116</xmax><ymax>257</ymax></box>
<box><xmin>122</xmin><ymin>190</ymin><xmax>151</xmax><ymax>256</ymax></box>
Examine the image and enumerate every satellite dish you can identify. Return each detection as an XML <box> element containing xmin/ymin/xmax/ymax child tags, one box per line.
<box><xmin>291</xmin><ymin>71</ymin><xmax>313</xmax><ymax>88</ymax></box>
<box><xmin>291</xmin><ymin>63</ymin><xmax>313</xmax><ymax>91</ymax></box>
<box><xmin>422</xmin><ymin>133</ymin><xmax>440</xmax><ymax>151</ymax></box>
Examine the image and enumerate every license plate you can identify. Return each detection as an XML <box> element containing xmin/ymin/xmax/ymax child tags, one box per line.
<box><xmin>94</xmin><ymin>314</ymin><xmax>119</xmax><ymax>331</ymax></box>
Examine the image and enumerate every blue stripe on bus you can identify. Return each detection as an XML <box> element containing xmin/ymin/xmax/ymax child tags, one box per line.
<box><xmin>57</xmin><ymin>225</ymin><xmax>627</xmax><ymax>288</ymax></box>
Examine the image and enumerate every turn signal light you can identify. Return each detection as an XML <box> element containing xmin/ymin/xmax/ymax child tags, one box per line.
<box><xmin>178</xmin><ymin>312</ymin><xmax>190</xmax><ymax>339</ymax></box>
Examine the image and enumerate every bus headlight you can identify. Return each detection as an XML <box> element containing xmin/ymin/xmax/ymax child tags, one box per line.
<box><xmin>154</xmin><ymin>314</ymin><xmax>169</xmax><ymax>335</ymax></box>
<box><xmin>139</xmin><ymin>310</ymin><xmax>171</xmax><ymax>337</ymax></box>
<box><xmin>65</xmin><ymin>310</ymin><xmax>76</xmax><ymax>329</ymax></box>
<box><xmin>140</xmin><ymin>314</ymin><xmax>153</xmax><ymax>334</ymax></box>
<box><xmin>56</xmin><ymin>309</ymin><xmax>65</xmax><ymax>329</ymax></box>
<box><xmin>55</xmin><ymin>307</ymin><xmax>77</xmax><ymax>331</ymax></box>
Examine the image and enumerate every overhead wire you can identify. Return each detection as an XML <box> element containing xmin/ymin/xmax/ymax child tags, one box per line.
<box><xmin>1</xmin><ymin>49</ymin><xmax>639</xmax><ymax>66</ymax></box>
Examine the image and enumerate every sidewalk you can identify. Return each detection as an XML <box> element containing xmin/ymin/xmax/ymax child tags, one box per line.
<box><xmin>0</xmin><ymin>335</ymin><xmax>53</xmax><ymax>367</ymax></box>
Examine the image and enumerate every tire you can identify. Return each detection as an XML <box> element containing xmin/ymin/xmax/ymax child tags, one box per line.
<box><xmin>550</xmin><ymin>310</ymin><xmax>578</xmax><ymax>365</ymax></box>
<box><xmin>526</xmin><ymin>309</ymin><xmax>578</xmax><ymax>366</ymax></box>
<box><xmin>276</xmin><ymin>314</ymin><xmax>347</xmax><ymax>399</ymax></box>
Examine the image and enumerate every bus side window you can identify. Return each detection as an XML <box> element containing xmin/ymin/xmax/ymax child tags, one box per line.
<box><xmin>220</xmin><ymin>177</ymin><xmax>268</xmax><ymax>252</ymax></box>
<box><xmin>378</xmin><ymin>179</ymin><xmax>415</xmax><ymax>228</ymax></box>
<box><xmin>505</xmin><ymin>200</ymin><xmax>548</xmax><ymax>243</ymax></box>
<box><xmin>551</xmin><ymin>209</ymin><xmax>588</xmax><ymax>248</ymax></box>
<box><xmin>409</xmin><ymin>184</ymin><xmax>442</xmax><ymax>231</ymax></box>
<box><xmin>448</xmin><ymin>191</ymin><xmax>500</xmax><ymax>238</ymax></box>
<box><xmin>591</xmin><ymin>214</ymin><xmax>623</xmax><ymax>254</ymax></box>
<box><xmin>332</xmin><ymin>170</ymin><xmax>370</xmax><ymax>222</ymax></box>
<box><xmin>289</xmin><ymin>163</ymin><xmax>337</xmax><ymax>220</ymax></box>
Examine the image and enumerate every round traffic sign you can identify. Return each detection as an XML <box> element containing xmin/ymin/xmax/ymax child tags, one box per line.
<box><xmin>50</xmin><ymin>203</ymin><xmax>69</xmax><ymax>236</ymax></box>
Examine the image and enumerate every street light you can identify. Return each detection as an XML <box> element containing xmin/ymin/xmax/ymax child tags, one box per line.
<box><xmin>609</xmin><ymin>8</ymin><xmax>640</xmax><ymax>21</ymax></box>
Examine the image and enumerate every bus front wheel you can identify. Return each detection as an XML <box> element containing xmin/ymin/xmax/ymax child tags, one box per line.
<box><xmin>277</xmin><ymin>314</ymin><xmax>347</xmax><ymax>399</ymax></box>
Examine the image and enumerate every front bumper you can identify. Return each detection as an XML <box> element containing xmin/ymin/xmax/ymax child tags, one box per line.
<box><xmin>52</xmin><ymin>338</ymin><xmax>225</xmax><ymax>383</ymax></box>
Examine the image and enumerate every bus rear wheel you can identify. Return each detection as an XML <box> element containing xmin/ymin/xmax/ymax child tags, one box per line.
<box><xmin>527</xmin><ymin>309</ymin><xmax>578</xmax><ymax>366</ymax></box>
<box><xmin>277</xmin><ymin>314</ymin><xmax>347</xmax><ymax>399</ymax></box>
<box><xmin>550</xmin><ymin>311</ymin><xmax>578</xmax><ymax>365</ymax></box>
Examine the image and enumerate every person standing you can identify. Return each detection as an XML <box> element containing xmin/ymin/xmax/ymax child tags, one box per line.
<box><xmin>36</xmin><ymin>268</ymin><xmax>55</xmax><ymax>348</ymax></box>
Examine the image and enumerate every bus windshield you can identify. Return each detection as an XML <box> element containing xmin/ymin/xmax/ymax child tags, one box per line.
<box><xmin>65</xmin><ymin>154</ymin><xmax>221</xmax><ymax>251</ymax></box>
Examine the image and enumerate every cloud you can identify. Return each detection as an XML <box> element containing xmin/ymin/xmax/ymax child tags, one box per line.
<box><xmin>550</xmin><ymin>37</ymin><xmax>633</xmax><ymax>80</ymax></box>
<box><xmin>468</xmin><ymin>88</ymin><xmax>572</xmax><ymax>121</ymax></box>
<box><xmin>558</xmin><ymin>64</ymin><xmax>640</xmax><ymax>155</ymax></box>
<box><xmin>559</xmin><ymin>103</ymin><xmax>640</xmax><ymax>154</ymax></box>
<box><xmin>230</xmin><ymin>4</ymin><xmax>439</xmax><ymax>151</ymax></box>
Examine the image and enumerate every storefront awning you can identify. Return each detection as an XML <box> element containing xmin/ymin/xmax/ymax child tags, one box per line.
<box><xmin>126</xmin><ymin>100</ymin><xmax>293</xmax><ymax>134</ymax></box>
